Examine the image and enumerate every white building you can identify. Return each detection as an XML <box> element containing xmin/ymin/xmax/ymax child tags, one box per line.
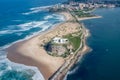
<box><xmin>53</xmin><ymin>37</ymin><xmax>68</xmax><ymax>44</ymax></box>
<box><xmin>79</xmin><ymin>3</ymin><xmax>86</xmax><ymax>10</ymax></box>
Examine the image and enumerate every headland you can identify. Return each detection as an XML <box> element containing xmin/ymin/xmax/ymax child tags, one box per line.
<box><xmin>6</xmin><ymin>4</ymin><xmax>101</xmax><ymax>80</ymax></box>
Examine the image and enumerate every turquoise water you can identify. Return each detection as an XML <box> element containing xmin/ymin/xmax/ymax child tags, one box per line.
<box><xmin>66</xmin><ymin>8</ymin><xmax>120</xmax><ymax>80</ymax></box>
<box><xmin>0</xmin><ymin>0</ymin><xmax>66</xmax><ymax>80</ymax></box>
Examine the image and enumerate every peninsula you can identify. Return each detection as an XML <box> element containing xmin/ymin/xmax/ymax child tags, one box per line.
<box><xmin>6</xmin><ymin>2</ymin><xmax>101</xmax><ymax>80</ymax></box>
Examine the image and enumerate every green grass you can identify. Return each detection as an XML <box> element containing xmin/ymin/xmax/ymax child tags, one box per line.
<box><xmin>69</xmin><ymin>36</ymin><xmax>81</xmax><ymax>51</ymax></box>
<box><xmin>72</xmin><ymin>10</ymin><xmax>95</xmax><ymax>18</ymax></box>
<box><xmin>61</xmin><ymin>52</ymin><xmax>70</xmax><ymax>58</ymax></box>
<box><xmin>64</xmin><ymin>32</ymin><xmax>81</xmax><ymax>52</ymax></box>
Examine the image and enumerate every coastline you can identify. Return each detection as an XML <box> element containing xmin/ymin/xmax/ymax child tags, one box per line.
<box><xmin>6</xmin><ymin>11</ymin><xmax>80</xmax><ymax>80</ymax></box>
<box><xmin>6</xmin><ymin>10</ymin><xmax>101</xmax><ymax>80</ymax></box>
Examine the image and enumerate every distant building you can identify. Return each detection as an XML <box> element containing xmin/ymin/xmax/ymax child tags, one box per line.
<box><xmin>52</xmin><ymin>37</ymin><xmax>68</xmax><ymax>44</ymax></box>
<box><xmin>79</xmin><ymin>3</ymin><xmax>86</xmax><ymax>9</ymax></box>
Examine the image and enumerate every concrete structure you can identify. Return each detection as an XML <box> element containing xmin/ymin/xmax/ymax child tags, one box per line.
<box><xmin>53</xmin><ymin>37</ymin><xmax>68</xmax><ymax>44</ymax></box>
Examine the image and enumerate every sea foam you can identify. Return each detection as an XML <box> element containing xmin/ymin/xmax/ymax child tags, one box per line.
<box><xmin>30</xmin><ymin>5</ymin><xmax>52</xmax><ymax>11</ymax></box>
<box><xmin>63</xmin><ymin>66</ymin><xmax>79</xmax><ymax>80</ymax></box>
<box><xmin>22</xmin><ymin>5</ymin><xmax>52</xmax><ymax>15</ymax></box>
<box><xmin>0</xmin><ymin>50</ymin><xmax>45</xmax><ymax>80</ymax></box>
<box><xmin>0</xmin><ymin>21</ymin><xmax>48</xmax><ymax>35</ymax></box>
<box><xmin>18</xmin><ymin>21</ymin><xmax>47</xmax><ymax>30</ymax></box>
<box><xmin>44</xmin><ymin>15</ymin><xmax>54</xmax><ymax>20</ymax></box>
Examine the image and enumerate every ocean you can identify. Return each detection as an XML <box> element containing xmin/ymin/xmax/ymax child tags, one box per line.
<box><xmin>66</xmin><ymin>8</ymin><xmax>120</xmax><ymax>80</ymax></box>
<box><xmin>0</xmin><ymin>0</ymin><xmax>66</xmax><ymax>80</ymax></box>
<box><xmin>1</xmin><ymin>0</ymin><xmax>120</xmax><ymax>80</ymax></box>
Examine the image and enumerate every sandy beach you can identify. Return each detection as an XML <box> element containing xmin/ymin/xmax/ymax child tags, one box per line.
<box><xmin>6</xmin><ymin>11</ymin><xmax>81</xmax><ymax>80</ymax></box>
<box><xmin>77</xmin><ymin>16</ymin><xmax>102</xmax><ymax>21</ymax></box>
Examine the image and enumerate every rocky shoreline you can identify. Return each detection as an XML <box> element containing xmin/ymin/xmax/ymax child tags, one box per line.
<box><xmin>49</xmin><ymin>14</ymin><xmax>91</xmax><ymax>80</ymax></box>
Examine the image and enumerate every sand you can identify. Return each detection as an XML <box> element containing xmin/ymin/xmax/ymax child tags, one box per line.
<box><xmin>6</xmin><ymin>11</ymin><xmax>80</xmax><ymax>80</ymax></box>
<box><xmin>77</xmin><ymin>16</ymin><xmax>102</xmax><ymax>21</ymax></box>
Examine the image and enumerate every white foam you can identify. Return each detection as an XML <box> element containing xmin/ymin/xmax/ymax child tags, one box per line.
<box><xmin>0</xmin><ymin>13</ymin><xmax>66</xmax><ymax>50</ymax></box>
<box><xmin>18</xmin><ymin>21</ymin><xmax>47</xmax><ymax>30</ymax></box>
<box><xmin>22</xmin><ymin>9</ymin><xmax>43</xmax><ymax>15</ymax></box>
<box><xmin>0</xmin><ymin>21</ymin><xmax>48</xmax><ymax>36</ymax></box>
<box><xmin>0</xmin><ymin>57</ymin><xmax>45</xmax><ymax>80</ymax></box>
<box><xmin>41</xmin><ymin>23</ymin><xmax>53</xmax><ymax>31</ymax></box>
<box><xmin>16</xmin><ymin>32</ymin><xmax>23</xmax><ymax>36</ymax></box>
<box><xmin>68</xmin><ymin>66</ymin><xmax>79</xmax><ymax>75</ymax></box>
<box><xmin>44</xmin><ymin>14</ymin><xmax>65</xmax><ymax>21</ymax></box>
<box><xmin>11</xmin><ymin>63</ymin><xmax>45</xmax><ymax>80</ymax></box>
<box><xmin>63</xmin><ymin>66</ymin><xmax>79</xmax><ymax>80</ymax></box>
<box><xmin>7</xmin><ymin>66</ymin><xmax>12</xmax><ymax>70</ymax></box>
<box><xmin>0</xmin><ymin>30</ymin><xmax>10</xmax><ymax>35</ymax></box>
<box><xmin>53</xmin><ymin>14</ymin><xmax>65</xmax><ymax>21</ymax></box>
<box><xmin>0</xmin><ymin>30</ymin><xmax>22</xmax><ymax>35</ymax></box>
<box><xmin>30</xmin><ymin>5</ymin><xmax>52</xmax><ymax>11</ymax></box>
<box><xmin>58</xmin><ymin>16</ymin><xmax>65</xmax><ymax>21</ymax></box>
<box><xmin>44</xmin><ymin>15</ymin><xmax>53</xmax><ymax>20</ymax></box>
<box><xmin>0</xmin><ymin>50</ymin><xmax>6</xmax><ymax>60</ymax></box>
<box><xmin>22</xmin><ymin>5</ymin><xmax>52</xmax><ymax>15</ymax></box>
<box><xmin>0</xmin><ymin>50</ymin><xmax>44</xmax><ymax>80</ymax></box>
<box><xmin>0</xmin><ymin>13</ymin><xmax>65</xmax><ymax>36</ymax></box>
<box><xmin>0</xmin><ymin>21</ymin><xmax>54</xmax><ymax>50</ymax></box>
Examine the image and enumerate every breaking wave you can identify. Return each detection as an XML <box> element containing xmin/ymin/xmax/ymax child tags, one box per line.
<box><xmin>30</xmin><ymin>5</ymin><xmax>52</xmax><ymax>11</ymax></box>
<box><xmin>64</xmin><ymin>66</ymin><xmax>79</xmax><ymax>80</ymax></box>
<box><xmin>44</xmin><ymin>14</ymin><xmax>65</xmax><ymax>21</ymax></box>
<box><xmin>44</xmin><ymin>15</ymin><xmax>54</xmax><ymax>20</ymax></box>
<box><xmin>0</xmin><ymin>8</ymin><xmax>65</xmax><ymax>80</ymax></box>
<box><xmin>0</xmin><ymin>21</ymin><xmax>48</xmax><ymax>35</ymax></box>
<box><xmin>18</xmin><ymin>21</ymin><xmax>47</xmax><ymax>30</ymax></box>
<box><xmin>0</xmin><ymin>50</ymin><xmax>44</xmax><ymax>80</ymax></box>
<box><xmin>22</xmin><ymin>5</ymin><xmax>52</xmax><ymax>15</ymax></box>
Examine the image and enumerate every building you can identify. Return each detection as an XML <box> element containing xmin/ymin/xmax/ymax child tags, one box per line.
<box><xmin>52</xmin><ymin>37</ymin><xmax>68</xmax><ymax>44</ymax></box>
<box><xmin>79</xmin><ymin>3</ymin><xmax>86</xmax><ymax>9</ymax></box>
